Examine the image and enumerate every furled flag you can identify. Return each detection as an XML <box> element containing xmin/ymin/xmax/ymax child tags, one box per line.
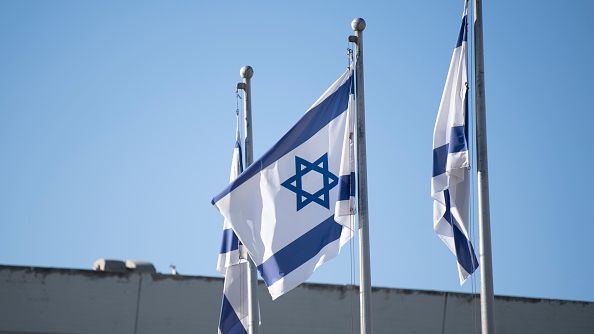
<box><xmin>216</xmin><ymin>125</ymin><xmax>244</xmax><ymax>273</ymax></box>
<box><xmin>431</xmin><ymin>2</ymin><xmax>479</xmax><ymax>284</ymax></box>
<box><xmin>212</xmin><ymin>68</ymin><xmax>356</xmax><ymax>299</ymax></box>
<box><xmin>217</xmin><ymin>122</ymin><xmax>249</xmax><ymax>334</ymax></box>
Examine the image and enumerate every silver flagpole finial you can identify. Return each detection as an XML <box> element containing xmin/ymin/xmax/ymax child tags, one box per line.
<box><xmin>240</xmin><ymin>66</ymin><xmax>253</xmax><ymax>79</ymax></box>
<box><xmin>351</xmin><ymin>18</ymin><xmax>366</xmax><ymax>32</ymax></box>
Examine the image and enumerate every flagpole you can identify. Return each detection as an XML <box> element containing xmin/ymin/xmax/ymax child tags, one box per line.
<box><xmin>239</xmin><ymin>65</ymin><xmax>259</xmax><ymax>334</ymax></box>
<box><xmin>349</xmin><ymin>18</ymin><xmax>373</xmax><ymax>334</ymax></box>
<box><xmin>472</xmin><ymin>1</ymin><xmax>496</xmax><ymax>333</ymax></box>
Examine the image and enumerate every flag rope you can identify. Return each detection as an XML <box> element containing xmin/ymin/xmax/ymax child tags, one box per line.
<box><xmin>466</xmin><ymin>0</ymin><xmax>480</xmax><ymax>331</ymax></box>
<box><xmin>347</xmin><ymin>44</ymin><xmax>357</xmax><ymax>334</ymax></box>
<box><xmin>236</xmin><ymin>88</ymin><xmax>246</xmax><ymax>332</ymax></box>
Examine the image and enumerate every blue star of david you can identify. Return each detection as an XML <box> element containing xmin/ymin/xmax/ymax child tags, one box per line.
<box><xmin>281</xmin><ymin>153</ymin><xmax>339</xmax><ymax>211</ymax></box>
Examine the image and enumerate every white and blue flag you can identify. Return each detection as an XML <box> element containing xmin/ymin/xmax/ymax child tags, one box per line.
<box><xmin>217</xmin><ymin>124</ymin><xmax>250</xmax><ymax>334</ymax></box>
<box><xmin>212</xmin><ymin>68</ymin><xmax>356</xmax><ymax>299</ymax></box>
<box><xmin>432</xmin><ymin>3</ymin><xmax>479</xmax><ymax>284</ymax></box>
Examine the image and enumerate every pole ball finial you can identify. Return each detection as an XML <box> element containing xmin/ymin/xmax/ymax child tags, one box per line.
<box><xmin>240</xmin><ymin>66</ymin><xmax>254</xmax><ymax>79</ymax></box>
<box><xmin>351</xmin><ymin>18</ymin><xmax>366</xmax><ymax>32</ymax></box>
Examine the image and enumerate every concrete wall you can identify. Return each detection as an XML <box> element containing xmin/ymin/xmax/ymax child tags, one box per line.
<box><xmin>0</xmin><ymin>265</ymin><xmax>592</xmax><ymax>334</ymax></box>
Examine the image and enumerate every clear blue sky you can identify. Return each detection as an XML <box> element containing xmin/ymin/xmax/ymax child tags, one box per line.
<box><xmin>1</xmin><ymin>0</ymin><xmax>593</xmax><ymax>303</ymax></box>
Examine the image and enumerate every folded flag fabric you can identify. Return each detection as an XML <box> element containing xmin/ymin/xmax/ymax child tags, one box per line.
<box><xmin>216</xmin><ymin>128</ymin><xmax>244</xmax><ymax>274</ymax></box>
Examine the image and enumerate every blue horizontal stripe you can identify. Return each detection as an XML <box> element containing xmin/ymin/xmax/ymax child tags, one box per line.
<box><xmin>338</xmin><ymin>172</ymin><xmax>355</xmax><ymax>201</ymax></box>
<box><xmin>212</xmin><ymin>74</ymin><xmax>353</xmax><ymax>205</ymax></box>
<box><xmin>443</xmin><ymin>190</ymin><xmax>478</xmax><ymax>275</ymax></box>
<box><xmin>433</xmin><ymin>144</ymin><xmax>449</xmax><ymax>177</ymax></box>
<box><xmin>432</xmin><ymin>126</ymin><xmax>468</xmax><ymax>177</ymax></box>
<box><xmin>455</xmin><ymin>15</ymin><xmax>468</xmax><ymax>48</ymax></box>
<box><xmin>257</xmin><ymin>215</ymin><xmax>343</xmax><ymax>286</ymax></box>
<box><xmin>219</xmin><ymin>295</ymin><xmax>247</xmax><ymax>334</ymax></box>
<box><xmin>448</xmin><ymin>125</ymin><xmax>468</xmax><ymax>154</ymax></box>
<box><xmin>220</xmin><ymin>228</ymin><xmax>239</xmax><ymax>254</ymax></box>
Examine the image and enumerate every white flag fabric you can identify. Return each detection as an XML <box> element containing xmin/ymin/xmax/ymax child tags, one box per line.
<box><xmin>431</xmin><ymin>4</ymin><xmax>479</xmax><ymax>284</ymax></box>
<box><xmin>212</xmin><ymin>68</ymin><xmax>355</xmax><ymax>299</ymax></box>
<box><xmin>217</xmin><ymin>126</ymin><xmax>250</xmax><ymax>334</ymax></box>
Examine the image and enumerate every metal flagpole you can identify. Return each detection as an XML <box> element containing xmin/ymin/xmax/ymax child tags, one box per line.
<box><xmin>349</xmin><ymin>18</ymin><xmax>373</xmax><ymax>334</ymax></box>
<box><xmin>238</xmin><ymin>65</ymin><xmax>259</xmax><ymax>334</ymax></box>
<box><xmin>472</xmin><ymin>1</ymin><xmax>496</xmax><ymax>333</ymax></box>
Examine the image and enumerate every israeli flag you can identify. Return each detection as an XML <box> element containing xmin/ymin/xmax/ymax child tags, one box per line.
<box><xmin>432</xmin><ymin>3</ymin><xmax>479</xmax><ymax>284</ymax></box>
<box><xmin>212</xmin><ymin>68</ymin><xmax>355</xmax><ymax>299</ymax></box>
<box><xmin>217</xmin><ymin>125</ymin><xmax>250</xmax><ymax>334</ymax></box>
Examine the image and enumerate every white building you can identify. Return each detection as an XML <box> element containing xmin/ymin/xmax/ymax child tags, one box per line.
<box><xmin>1</xmin><ymin>265</ymin><xmax>592</xmax><ymax>333</ymax></box>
